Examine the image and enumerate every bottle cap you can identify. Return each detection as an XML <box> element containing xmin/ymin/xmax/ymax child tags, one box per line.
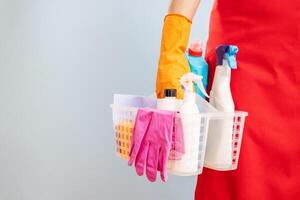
<box><xmin>164</xmin><ymin>89</ymin><xmax>177</xmax><ymax>98</ymax></box>
<box><xmin>188</xmin><ymin>40</ymin><xmax>203</xmax><ymax>57</ymax></box>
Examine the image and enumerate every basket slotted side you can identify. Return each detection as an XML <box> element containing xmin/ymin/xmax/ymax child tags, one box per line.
<box><xmin>112</xmin><ymin>105</ymin><xmax>138</xmax><ymax>160</ymax></box>
<box><xmin>204</xmin><ymin>111</ymin><xmax>248</xmax><ymax>171</ymax></box>
<box><xmin>231</xmin><ymin>113</ymin><xmax>247</xmax><ymax>169</ymax></box>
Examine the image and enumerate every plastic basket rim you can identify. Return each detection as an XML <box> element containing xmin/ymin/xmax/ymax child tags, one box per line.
<box><xmin>110</xmin><ymin>104</ymin><xmax>248</xmax><ymax>118</ymax></box>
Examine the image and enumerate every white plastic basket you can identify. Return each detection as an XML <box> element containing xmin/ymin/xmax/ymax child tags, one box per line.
<box><xmin>167</xmin><ymin>113</ymin><xmax>210</xmax><ymax>176</ymax></box>
<box><xmin>111</xmin><ymin>103</ymin><xmax>248</xmax><ymax>175</ymax></box>
<box><xmin>204</xmin><ymin>111</ymin><xmax>248</xmax><ymax>171</ymax></box>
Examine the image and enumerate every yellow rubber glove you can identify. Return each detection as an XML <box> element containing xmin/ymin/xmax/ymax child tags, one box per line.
<box><xmin>156</xmin><ymin>14</ymin><xmax>192</xmax><ymax>99</ymax></box>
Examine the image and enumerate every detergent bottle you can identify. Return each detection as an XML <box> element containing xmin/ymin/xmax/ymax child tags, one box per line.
<box><xmin>205</xmin><ymin>45</ymin><xmax>239</xmax><ymax>170</ymax></box>
<box><xmin>157</xmin><ymin>89</ymin><xmax>182</xmax><ymax>111</ymax></box>
<box><xmin>186</xmin><ymin>40</ymin><xmax>208</xmax><ymax>99</ymax></box>
<box><xmin>168</xmin><ymin>73</ymin><xmax>209</xmax><ymax>175</ymax></box>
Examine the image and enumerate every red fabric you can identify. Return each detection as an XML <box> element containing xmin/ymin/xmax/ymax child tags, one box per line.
<box><xmin>195</xmin><ymin>1</ymin><xmax>300</xmax><ymax>199</ymax></box>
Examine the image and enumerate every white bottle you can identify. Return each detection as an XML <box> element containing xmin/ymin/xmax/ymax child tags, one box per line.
<box><xmin>168</xmin><ymin>73</ymin><xmax>209</xmax><ymax>175</ymax></box>
<box><xmin>205</xmin><ymin>45</ymin><xmax>238</xmax><ymax>170</ymax></box>
<box><xmin>157</xmin><ymin>89</ymin><xmax>182</xmax><ymax>111</ymax></box>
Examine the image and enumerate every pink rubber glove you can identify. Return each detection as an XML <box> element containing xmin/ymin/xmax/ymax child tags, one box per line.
<box><xmin>128</xmin><ymin>108</ymin><xmax>175</xmax><ymax>182</ymax></box>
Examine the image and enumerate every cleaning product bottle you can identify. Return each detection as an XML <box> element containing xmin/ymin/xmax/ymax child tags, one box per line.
<box><xmin>186</xmin><ymin>40</ymin><xmax>208</xmax><ymax>99</ymax></box>
<box><xmin>205</xmin><ymin>45</ymin><xmax>239</xmax><ymax>170</ymax></box>
<box><xmin>157</xmin><ymin>89</ymin><xmax>184</xmax><ymax>161</ymax></box>
<box><xmin>179</xmin><ymin>73</ymin><xmax>209</xmax><ymax>114</ymax></box>
<box><xmin>168</xmin><ymin>73</ymin><xmax>209</xmax><ymax>175</ymax></box>
<box><xmin>157</xmin><ymin>89</ymin><xmax>182</xmax><ymax>111</ymax></box>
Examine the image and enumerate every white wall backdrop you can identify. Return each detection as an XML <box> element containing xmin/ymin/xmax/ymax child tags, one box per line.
<box><xmin>0</xmin><ymin>0</ymin><xmax>213</xmax><ymax>199</ymax></box>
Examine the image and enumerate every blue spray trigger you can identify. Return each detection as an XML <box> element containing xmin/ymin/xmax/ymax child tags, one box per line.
<box><xmin>216</xmin><ymin>45</ymin><xmax>239</xmax><ymax>69</ymax></box>
<box><xmin>224</xmin><ymin>46</ymin><xmax>238</xmax><ymax>69</ymax></box>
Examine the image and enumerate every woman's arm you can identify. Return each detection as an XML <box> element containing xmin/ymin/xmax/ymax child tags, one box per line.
<box><xmin>168</xmin><ymin>0</ymin><xmax>200</xmax><ymax>21</ymax></box>
<box><xmin>156</xmin><ymin>0</ymin><xmax>200</xmax><ymax>98</ymax></box>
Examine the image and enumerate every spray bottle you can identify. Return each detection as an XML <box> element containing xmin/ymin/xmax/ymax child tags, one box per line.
<box><xmin>168</xmin><ymin>73</ymin><xmax>209</xmax><ymax>175</ymax></box>
<box><xmin>179</xmin><ymin>73</ymin><xmax>209</xmax><ymax>114</ymax></box>
<box><xmin>186</xmin><ymin>40</ymin><xmax>208</xmax><ymax>99</ymax></box>
<box><xmin>205</xmin><ymin>45</ymin><xmax>239</xmax><ymax>169</ymax></box>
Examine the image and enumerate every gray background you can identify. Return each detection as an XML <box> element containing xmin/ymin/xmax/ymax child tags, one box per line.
<box><xmin>0</xmin><ymin>0</ymin><xmax>213</xmax><ymax>199</ymax></box>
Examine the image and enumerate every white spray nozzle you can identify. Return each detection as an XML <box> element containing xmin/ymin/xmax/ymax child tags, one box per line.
<box><xmin>180</xmin><ymin>73</ymin><xmax>209</xmax><ymax>98</ymax></box>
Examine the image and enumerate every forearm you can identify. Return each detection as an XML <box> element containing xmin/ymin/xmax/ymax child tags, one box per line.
<box><xmin>168</xmin><ymin>0</ymin><xmax>200</xmax><ymax>21</ymax></box>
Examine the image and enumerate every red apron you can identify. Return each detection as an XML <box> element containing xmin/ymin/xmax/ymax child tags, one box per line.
<box><xmin>195</xmin><ymin>0</ymin><xmax>300</xmax><ymax>199</ymax></box>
